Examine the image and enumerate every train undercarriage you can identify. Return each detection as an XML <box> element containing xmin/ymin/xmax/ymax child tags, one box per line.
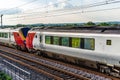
<box><xmin>34</xmin><ymin>50</ymin><xmax>120</xmax><ymax>78</ymax></box>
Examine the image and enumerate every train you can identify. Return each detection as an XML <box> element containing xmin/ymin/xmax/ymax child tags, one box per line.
<box><xmin>0</xmin><ymin>26</ymin><xmax>120</xmax><ymax>77</ymax></box>
<box><xmin>0</xmin><ymin>27</ymin><xmax>30</xmax><ymax>50</ymax></box>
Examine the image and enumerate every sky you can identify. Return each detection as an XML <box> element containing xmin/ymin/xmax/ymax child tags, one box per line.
<box><xmin>0</xmin><ymin>0</ymin><xmax>120</xmax><ymax>25</ymax></box>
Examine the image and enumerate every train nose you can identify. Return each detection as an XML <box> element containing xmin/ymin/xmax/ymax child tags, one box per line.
<box><xmin>24</xmin><ymin>40</ymin><xmax>26</xmax><ymax>44</ymax></box>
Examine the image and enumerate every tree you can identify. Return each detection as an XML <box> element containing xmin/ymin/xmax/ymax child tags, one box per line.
<box><xmin>98</xmin><ymin>22</ymin><xmax>110</xmax><ymax>26</ymax></box>
<box><xmin>84</xmin><ymin>21</ymin><xmax>96</xmax><ymax>26</ymax></box>
<box><xmin>16</xmin><ymin>24</ymin><xmax>25</xmax><ymax>28</ymax></box>
<box><xmin>112</xmin><ymin>23</ymin><xmax>119</xmax><ymax>27</ymax></box>
<box><xmin>65</xmin><ymin>24</ymin><xmax>78</xmax><ymax>27</ymax></box>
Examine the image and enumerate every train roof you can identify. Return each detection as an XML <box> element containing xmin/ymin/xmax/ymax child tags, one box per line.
<box><xmin>30</xmin><ymin>26</ymin><xmax>120</xmax><ymax>34</ymax></box>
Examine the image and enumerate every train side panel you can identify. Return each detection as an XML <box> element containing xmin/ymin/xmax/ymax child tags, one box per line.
<box><xmin>95</xmin><ymin>35</ymin><xmax>120</xmax><ymax>54</ymax></box>
<box><xmin>32</xmin><ymin>32</ymin><xmax>41</xmax><ymax>50</ymax></box>
<box><xmin>27</xmin><ymin>31</ymin><xmax>120</xmax><ymax>76</ymax></box>
<box><xmin>12</xmin><ymin>27</ymin><xmax>30</xmax><ymax>50</ymax></box>
<box><xmin>36</xmin><ymin>32</ymin><xmax>120</xmax><ymax>68</ymax></box>
<box><xmin>26</xmin><ymin>32</ymin><xmax>36</xmax><ymax>52</ymax></box>
<box><xmin>13</xmin><ymin>32</ymin><xmax>26</xmax><ymax>50</ymax></box>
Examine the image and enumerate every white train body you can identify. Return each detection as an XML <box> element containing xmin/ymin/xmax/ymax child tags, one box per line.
<box><xmin>29</xmin><ymin>29</ymin><xmax>120</xmax><ymax>74</ymax></box>
<box><xmin>0</xmin><ymin>28</ymin><xmax>15</xmax><ymax>46</ymax></box>
<box><xmin>44</xmin><ymin>32</ymin><xmax>120</xmax><ymax>66</ymax></box>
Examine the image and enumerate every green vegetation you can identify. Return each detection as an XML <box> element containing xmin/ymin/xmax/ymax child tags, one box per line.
<box><xmin>0</xmin><ymin>71</ymin><xmax>12</xmax><ymax>80</ymax></box>
<box><xmin>3</xmin><ymin>21</ymin><xmax>120</xmax><ymax>28</ymax></box>
<box><xmin>98</xmin><ymin>22</ymin><xmax>110</xmax><ymax>26</ymax></box>
<box><xmin>84</xmin><ymin>21</ymin><xmax>96</xmax><ymax>26</ymax></box>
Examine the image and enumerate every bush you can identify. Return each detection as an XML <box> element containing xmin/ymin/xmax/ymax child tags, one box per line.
<box><xmin>0</xmin><ymin>71</ymin><xmax>12</xmax><ymax>80</ymax></box>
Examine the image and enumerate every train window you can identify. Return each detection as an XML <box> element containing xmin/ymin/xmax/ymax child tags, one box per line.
<box><xmin>53</xmin><ymin>36</ymin><xmax>59</xmax><ymax>45</ymax></box>
<box><xmin>80</xmin><ymin>38</ymin><xmax>85</xmax><ymax>49</ymax></box>
<box><xmin>1</xmin><ymin>33</ymin><xmax>4</xmax><ymax>37</ymax></box>
<box><xmin>40</xmin><ymin>36</ymin><xmax>42</xmax><ymax>43</ymax></box>
<box><xmin>72</xmin><ymin>38</ymin><xmax>80</xmax><ymax>48</ymax></box>
<box><xmin>6</xmin><ymin>33</ymin><xmax>8</xmax><ymax>38</ymax></box>
<box><xmin>45</xmin><ymin>36</ymin><xmax>51</xmax><ymax>44</ymax></box>
<box><xmin>4</xmin><ymin>33</ymin><xmax>8</xmax><ymax>38</ymax></box>
<box><xmin>0</xmin><ymin>33</ymin><xmax>8</xmax><ymax>38</ymax></box>
<box><xmin>106</xmin><ymin>40</ymin><xmax>111</xmax><ymax>45</ymax></box>
<box><xmin>61</xmin><ymin>37</ymin><xmax>69</xmax><ymax>46</ymax></box>
<box><xmin>0</xmin><ymin>33</ymin><xmax>1</xmax><ymax>37</ymax></box>
<box><xmin>84</xmin><ymin>38</ymin><xmax>95</xmax><ymax>50</ymax></box>
<box><xmin>35</xmin><ymin>35</ymin><xmax>37</xmax><ymax>38</ymax></box>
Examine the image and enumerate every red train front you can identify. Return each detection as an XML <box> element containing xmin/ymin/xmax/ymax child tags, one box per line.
<box><xmin>12</xmin><ymin>27</ymin><xmax>30</xmax><ymax>50</ymax></box>
<box><xmin>26</xmin><ymin>30</ymin><xmax>36</xmax><ymax>52</ymax></box>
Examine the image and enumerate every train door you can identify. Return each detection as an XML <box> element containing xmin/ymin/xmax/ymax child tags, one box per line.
<box><xmin>39</xmin><ymin>35</ymin><xmax>45</xmax><ymax>50</ymax></box>
<box><xmin>96</xmin><ymin>37</ymin><xmax>107</xmax><ymax>63</ymax></box>
<box><xmin>96</xmin><ymin>37</ymin><xmax>105</xmax><ymax>52</ymax></box>
<box><xmin>9</xmin><ymin>31</ymin><xmax>16</xmax><ymax>46</ymax></box>
<box><xmin>33</xmin><ymin>33</ymin><xmax>40</xmax><ymax>50</ymax></box>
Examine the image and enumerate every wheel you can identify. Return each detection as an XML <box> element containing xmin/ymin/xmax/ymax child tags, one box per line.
<box><xmin>27</xmin><ymin>49</ymin><xmax>33</xmax><ymax>53</ymax></box>
<box><xmin>16</xmin><ymin>46</ymin><xmax>21</xmax><ymax>50</ymax></box>
<box><xmin>36</xmin><ymin>51</ymin><xmax>41</xmax><ymax>55</ymax></box>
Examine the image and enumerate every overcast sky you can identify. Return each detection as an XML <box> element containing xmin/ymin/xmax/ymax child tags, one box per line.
<box><xmin>0</xmin><ymin>0</ymin><xmax>120</xmax><ymax>25</ymax></box>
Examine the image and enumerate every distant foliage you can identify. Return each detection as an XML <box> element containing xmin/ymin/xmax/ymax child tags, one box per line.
<box><xmin>98</xmin><ymin>22</ymin><xmax>110</xmax><ymax>26</ymax></box>
<box><xmin>3</xmin><ymin>21</ymin><xmax>120</xmax><ymax>28</ymax></box>
<box><xmin>84</xmin><ymin>21</ymin><xmax>96</xmax><ymax>26</ymax></box>
<box><xmin>111</xmin><ymin>23</ymin><xmax>119</xmax><ymax>27</ymax></box>
<box><xmin>0</xmin><ymin>71</ymin><xmax>12</xmax><ymax>80</ymax></box>
<box><xmin>65</xmin><ymin>24</ymin><xmax>79</xmax><ymax>27</ymax></box>
<box><xmin>16</xmin><ymin>24</ymin><xmax>25</xmax><ymax>28</ymax></box>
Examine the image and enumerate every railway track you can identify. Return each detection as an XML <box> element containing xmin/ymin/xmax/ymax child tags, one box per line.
<box><xmin>0</xmin><ymin>45</ymin><xmax>119</xmax><ymax>80</ymax></box>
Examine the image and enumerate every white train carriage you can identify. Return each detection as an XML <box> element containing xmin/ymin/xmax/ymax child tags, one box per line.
<box><xmin>31</xmin><ymin>27</ymin><xmax>120</xmax><ymax>76</ymax></box>
<box><xmin>0</xmin><ymin>28</ymin><xmax>12</xmax><ymax>46</ymax></box>
<box><xmin>0</xmin><ymin>28</ymin><xmax>18</xmax><ymax>47</ymax></box>
<box><xmin>0</xmin><ymin>27</ymin><xmax>29</xmax><ymax>49</ymax></box>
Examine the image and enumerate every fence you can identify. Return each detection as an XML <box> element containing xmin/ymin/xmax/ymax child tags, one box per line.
<box><xmin>0</xmin><ymin>57</ymin><xmax>31</xmax><ymax>80</ymax></box>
